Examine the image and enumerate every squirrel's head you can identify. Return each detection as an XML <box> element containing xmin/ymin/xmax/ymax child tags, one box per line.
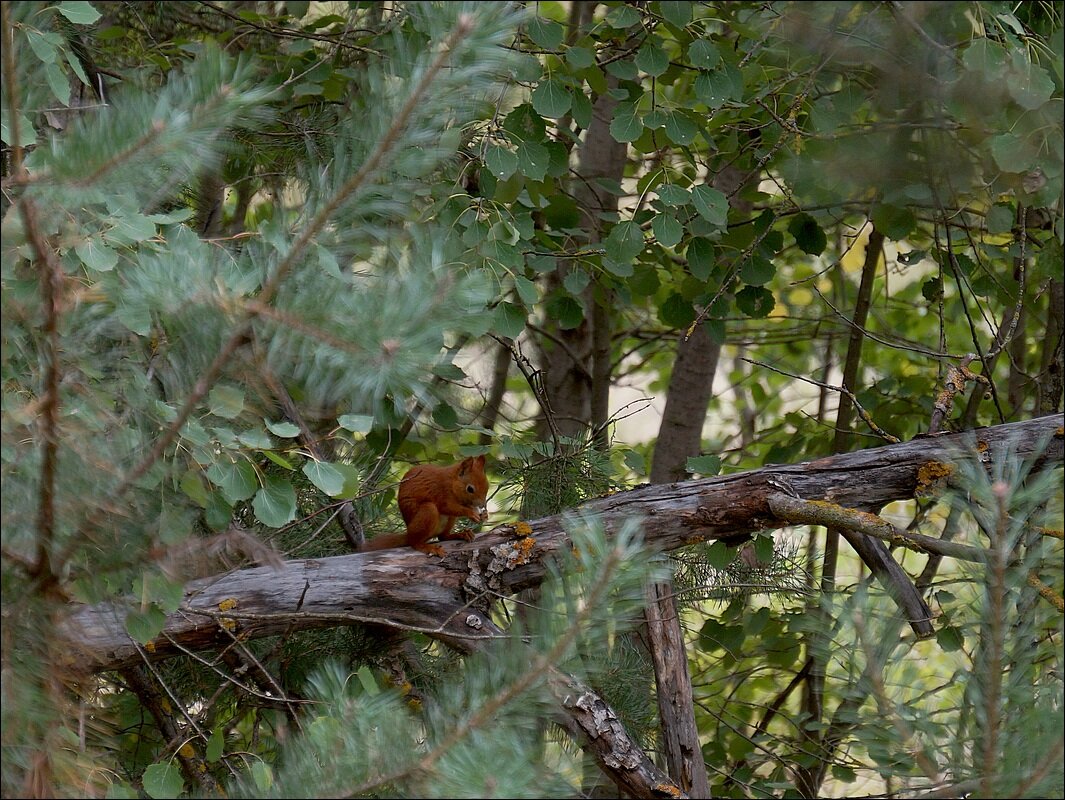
<box><xmin>456</xmin><ymin>454</ymin><xmax>489</xmax><ymax>521</ymax></box>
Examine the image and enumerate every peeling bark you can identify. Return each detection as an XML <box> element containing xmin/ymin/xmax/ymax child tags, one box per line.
<box><xmin>61</xmin><ymin>416</ymin><xmax>1062</xmax><ymax>673</ymax></box>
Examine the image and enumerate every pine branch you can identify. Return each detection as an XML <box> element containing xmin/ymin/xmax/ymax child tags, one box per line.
<box><xmin>62</xmin><ymin>13</ymin><xmax>483</xmax><ymax>572</ymax></box>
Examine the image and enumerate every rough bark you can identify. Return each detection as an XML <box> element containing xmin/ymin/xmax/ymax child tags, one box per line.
<box><xmin>642</xmin><ymin>580</ymin><xmax>713</xmax><ymax>798</ymax></box>
<box><xmin>537</xmin><ymin>72</ymin><xmax>627</xmax><ymax>442</ymax></box>
<box><xmin>645</xmin><ymin>323</ymin><xmax>721</xmax><ymax>799</ymax></box>
<box><xmin>55</xmin><ymin>416</ymin><xmax>1062</xmax><ymax>797</ymax></box>
<box><xmin>62</xmin><ymin>415</ymin><xmax>1062</xmax><ymax>674</ymax></box>
<box><xmin>651</xmin><ymin>322</ymin><xmax>723</xmax><ymax>484</ymax></box>
<box><xmin>1037</xmin><ymin>278</ymin><xmax>1063</xmax><ymax>415</ymax></box>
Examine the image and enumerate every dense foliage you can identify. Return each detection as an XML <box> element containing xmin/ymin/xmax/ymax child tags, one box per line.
<box><xmin>2</xmin><ymin>1</ymin><xmax>1062</xmax><ymax>798</ymax></box>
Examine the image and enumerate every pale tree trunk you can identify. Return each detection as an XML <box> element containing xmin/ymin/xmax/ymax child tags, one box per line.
<box><xmin>537</xmin><ymin>75</ymin><xmax>626</xmax><ymax>442</ymax></box>
<box><xmin>652</xmin><ymin>324</ymin><xmax>723</xmax><ymax>484</ymax></box>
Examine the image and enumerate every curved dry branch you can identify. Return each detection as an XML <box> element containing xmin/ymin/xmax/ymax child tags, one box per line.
<box><xmin>55</xmin><ymin>415</ymin><xmax>1062</xmax><ymax>800</ymax></box>
<box><xmin>62</xmin><ymin>415</ymin><xmax>1062</xmax><ymax>673</ymax></box>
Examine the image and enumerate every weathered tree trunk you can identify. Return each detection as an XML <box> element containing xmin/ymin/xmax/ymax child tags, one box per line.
<box><xmin>1037</xmin><ymin>278</ymin><xmax>1063</xmax><ymax>415</ymax></box>
<box><xmin>537</xmin><ymin>73</ymin><xmax>626</xmax><ymax>442</ymax></box>
<box><xmin>62</xmin><ymin>415</ymin><xmax>1061</xmax><ymax>673</ymax></box>
<box><xmin>651</xmin><ymin>323</ymin><xmax>723</xmax><ymax>484</ymax></box>
<box><xmin>646</xmin><ymin>321</ymin><xmax>721</xmax><ymax>798</ymax></box>
<box><xmin>56</xmin><ymin>415</ymin><xmax>1062</xmax><ymax>798</ymax></box>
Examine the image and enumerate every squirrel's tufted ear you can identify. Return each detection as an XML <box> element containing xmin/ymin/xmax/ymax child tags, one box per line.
<box><xmin>458</xmin><ymin>454</ymin><xmax>486</xmax><ymax>476</ymax></box>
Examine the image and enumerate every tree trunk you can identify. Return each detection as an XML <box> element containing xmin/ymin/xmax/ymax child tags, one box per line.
<box><xmin>1037</xmin><ymin>279</ymin><xmax>1063</xmax><ymax>415</ymax></box>
<box><xmin>537</xmin><ymin>73</ymin><xmax>627</xmax><ymax>442</ymax></box>
<box><xmin>651</xmin><ymin>323</ymin><xmax>723</xmax><ymax>484</ymax></box>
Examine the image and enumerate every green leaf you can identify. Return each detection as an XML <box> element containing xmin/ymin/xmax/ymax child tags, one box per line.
<box><xmin>563</xmin><ymin>267</ymin><xmax>591</xmax><ymax>295</ymax></box>
<box><xmin>206</xmin><ymin>460</ymin><xmax>258</xmax><ymax>504</ymax></box>
<box><xmin>754</xmin><ymin>533</ymin><xmax>774</xmax><ymax>562</ymax></box>
<box><xmin>110</xmin><ymin>210</ymin><xmax>157</xmax><ymax>243</ymax></box>
<box><xmin>1009</xmin><ymin>63</ymin><xmax>1054</xmax><ymax>110</ymax></box>
<box><xmin>526</xmin><ymin>16</ymin><xmax>563</xmax><ymax>50</ymax></box>
<box><xmin>687</xmin><ymin>237</ymin><xmax>715</xmax><ymax>280</ymax></box>
<box><xmin>302</xmin><ymin>460</ymin><xmax>346</xmax><ymax>497</ymax></box>
<box><xmin>606</xmin><ymin>5</ymin><xmax>641</xmax><ymax>28</ymax></box>
<box><xmin>566</xmin><ymin>46</ymin><xmax>595</xmax><ymax>70</ymax></box>
<box><xmin>623</xmin><ymin>449</ymin><xmax>646</xmax><ymax>474</ymax></box>
<box><xmin>609</xmin><ymin>102</ymin><xmax>643</xmax><ymax>143</ymax></box>
<box><xmin>0</xmin><ymin>110</ymin><xmax>36</xmax><ymax>147</ymax></box>
<box><xmin>547</xmin><ymin>293</ymin><xmax>584</xmax><ymax>330</ymax></box>
<box><xmin>503</xmin><ymin>104</ymin><xmax>546</xmax><ymax>143</ymax></box>
<box><xmin>25</xmin><ymin>29</ymin><xmax>60</xmax><ymax>63</ymax></box>
<box><xmin>105</xmin><ymin>782</ymin><xmax>139</xmax><ymax>799</ymax></box>
<box><xmin>206</xmin><ymin>728</ymin><xmax>224</xmax><ymax>762</ymax></box>
<box><xmin>936</xmin><ymin>625</ymin><xmax>964</xmax><ymax>652</ymax></box>
<box><xmin>514</xmin><ymin>274</ymin><xmax>539</xmax><ymax>305</ymax></box>
<box><xmin>659</xmin><ymin>292</ymin><xmax>695</xmax><ymax>328</ymax></box>
<box><xmin>698</xmin><ymin>618</ymin><xmax>744</xmax><ymax>654</ymax></box>
<box><xmin>253</xmin><ymin>475</ymin><xmax>297</xmax><ymax>527</ymax></box>
<box><xmin>484</xmin><ymin>145</ymin><xmax>517</xmax><ymax>180</ymax></box>
<box><xmin>871</xmin><ymin>204</ymin><xmax>916</xmax><ymax>241</ymax></box>
<box><xmin>126</xmin><ymin>605</ymin><xmax>166</xmax><ymax>646</ymax></box>
<box><xmin>691</xmin><ymin>184</ymin><xmax>728</xmax><ymax>229</ymax></box>
<box><xmin>433</xmin><ymin>362</ymin><xmax>467</xmax><ymax>381</ymax></box>
<box><xmin>664</xmin><ymin>110</ymin><xmax>698</xmax><ymax>146</ymax></box>
<box><xmin>652</xmin><ymin>213</ymin><xmax>683</xmax><ymax>248</ymax></box>
<box><xmin>179</xmin><ymin>469</ymin><xmax>209</xmax><ymax>508</ymax></box>
<box><xmin>604</xmin><ymin>220</ymin><xmax>645</xmax><ymax>263</ymax></box>
<box><xmin>688</xmin><ymin>39</ymin><xmax>720</xmax><ymax>70</ymax></box>
<box><xmin>628</xmin><ymin>264</ymin><xmax>660</xmax><ymax>296</ymax></box>
<box><xmin>432</xmin><ymin>402</ymin><xmax>458</xmax><ymax>428</ymax></box>
<box><xmin>75</xmin><ymin>238</ymin><xmax>119</xmax><ymax>272</ymax></box>
<box><xmin>740</xmin><ymin>254</ymin><xmax>775</xmax><ymax>286</ymax></box>
<box><xmin>493</xmin><ymin>301</ymin><xmax>527</xmax><ymax>338</ymax></box>
<box><xmin>356</xmin><ymin>665</ymin><xmax>380</xmax><ymax>696</ymax></box>
<box><xmin>921</xmin><ymin>277</ymin><xmax>943</xmax><ymax>303</ymax></box>
<box><xmin>57</xmin><ymin>1</ymin><xmax>102</xmax><ymax>24</ymax></box>
<box><xmin>706</xmin><ymin>541</ymin><xmax>736</xmax><ymax>569</ymax></box>
<box><xmin>603</xmin><ymin>259</ymin><xmax>634</xmax><ymax>278</ymax></box>
<box><xmin>516</xmin><ymin>140</ymin><xmax>549</xmax><ymax>180</ymax></box>
<box><xmin>265</xmin><ymin>419</ymin><xmax>300</xmax><ymax>438</ymax></box>
<box><xmin>695</xmin><ymin>65</ymin><xmax>743</xmax><ymax>107</ymax></box>
<box><xmin>251</xmin><ymin>762</ymin><xmax>273</xmax><ymax>793</ymax></box>
<box><xmin>634</xmin><ymin>39</ymin><xmax>669</xmax><ymax>77</ymax></box>
<box><xmin>238</xmin><ymin>429</ymin><xmax>273</xmax><ymax>449</ymax></box>
<box><xmin>986</xmin><ymin>203</ymin><xmax>1014</xmax><ymax>234</ymax></box>
<box><xmin>545</xmin><ymin>194</ymin><xmax>580</xmax><ymax>229</ymax></box>
<box><xmin>989</xmin><ymin>133</ymin><xmax>1032</xmax><ymax>173</ymax></box>
<box><xmin>64</xmin><ymin>48</ymin><xmax>89</xmax><ymax>84</ymax></box>
<box><xmin>338</xmin><ymin>413</ymin><xmax>373</xmax><ymax>433</ymax></box>
<box><xmin>509</xmin><ymin>52</ymin><xmax>542</xmax><ymax>83</ymax></box>
<box><xmin>570</xmin><ymin>90</ymin><xmax>593</xmax><ymax>129</ymax></box>
<box><xmin>657</xmin><ymin>184</ymin><xmax>690</xmax><ymax>207</ymax></box>
<box><xmin>660</xmin><ymin>1</ymin><xmax>692</xmax><ymax>29</ymax></box>
<box><xmin>531</xmin><ymin>78</ymin><xmax>572</xmax><ymax>118</ymax></box>
<box><xmin>45</xmin><ymin>62</ymin><xmax>71</xmax><ymax>107</ymax></box>
<box><xmin>208</xmin><ymin>385</ymin><xmax>244</xmax><ymax>419</ymax></box>
<box><xmin>686</xmin><ymin>454</ymin><xmax>721</xmax><ymax>475</ymax></box>
<box><xmin>643</xmin><ymin>109</ymin><xmax>667</xmax><ymax>130</ymax></box>
<box><xmin>788</xmin><ymin>213</ymin><xmax>827</xmax><ymax>256</ymax></box>
<box><xmin>736</xmin><ymin>285</ymin><xmax>775</xmax><ymax>318</ymax></box>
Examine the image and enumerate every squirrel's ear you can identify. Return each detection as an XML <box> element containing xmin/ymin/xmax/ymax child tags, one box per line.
<box><xmin>474</xmin><ymin>454</ymin><xmax>486</xmax><ymax>469</ymax></box>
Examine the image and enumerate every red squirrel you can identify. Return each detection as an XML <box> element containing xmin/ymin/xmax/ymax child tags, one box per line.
<box><xmin>358</xmin><ymin>455</ymin><xmax>489</xmax><ymax>556</ymax></box>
